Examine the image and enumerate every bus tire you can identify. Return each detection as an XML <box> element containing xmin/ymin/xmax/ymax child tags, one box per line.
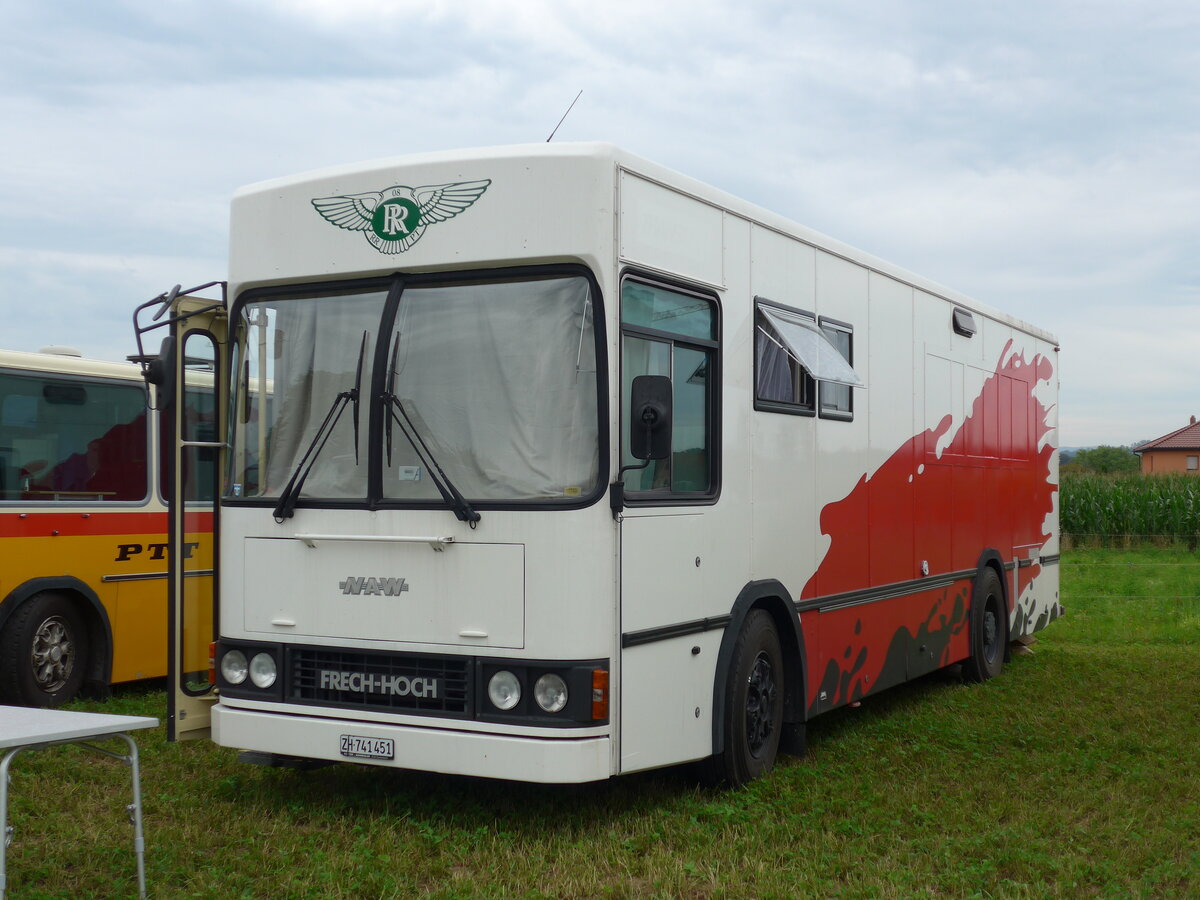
<box><xmin>963</xmin><ymin>567</ymin><xmax>1005</xmax><ymax>683</ymax></box>
<box><xmin>0</xmin><ymin>592</ymin><xmax>88</xmax><ymax>707</ymax></box>
<box><xmin>704</xmin><ymin>609</ymin><xmax>784</xmax><ymax>788</ymax></box>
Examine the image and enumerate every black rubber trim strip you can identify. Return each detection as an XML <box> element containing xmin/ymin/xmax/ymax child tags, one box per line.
<box><xmin>794</xmin><ymin>569</ymin><xmax>976</xmax><ymax>615</ymax></box>
<box><xmin>622</xmin><ymin>615</ymin><xmax>732</xmax><ymax>648</ymax></box>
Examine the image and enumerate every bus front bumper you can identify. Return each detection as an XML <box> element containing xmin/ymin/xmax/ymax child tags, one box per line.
<box><xmin>212</xmin><ymin>704</ymin><xmax>612</xmax><ymax>783</ymax></box>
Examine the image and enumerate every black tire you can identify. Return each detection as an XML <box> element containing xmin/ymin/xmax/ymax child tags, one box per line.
<box><xmin>963</xmin><ymin>567</ymin><xmax>1006</xmax><ymax>683</ymax></box>
<box><xmin>703</xmin><ymin>610</ymin><xmax>785</xmax><ymax>788</ymax></box>
<box><xmin>0</xmin><ymin>592</ymin><xmax>88</xmax><ymax>707</ymax></box>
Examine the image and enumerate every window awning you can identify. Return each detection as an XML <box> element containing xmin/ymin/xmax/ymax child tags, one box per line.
<box><xmin>759</xmin><ymin>307</ymin><xmax>864</xmax><ymax>388</ymax></box>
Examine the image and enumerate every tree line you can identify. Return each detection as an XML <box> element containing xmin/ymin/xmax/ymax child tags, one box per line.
<box><xmin>1060</xmin><ymin>445</ymin><xmax>1141</xmax><ymax>475</ymax></box>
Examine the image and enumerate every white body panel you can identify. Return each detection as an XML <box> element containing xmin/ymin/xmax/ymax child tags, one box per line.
<box><xmin>241</xmin><ymin>536</ymin><xmax>525</xmax><ymax>649</ymax></box>
<box><xmin>221</xmin><ymin>506</ymin><xmax>614</xmax><ymax>661</ymax></box>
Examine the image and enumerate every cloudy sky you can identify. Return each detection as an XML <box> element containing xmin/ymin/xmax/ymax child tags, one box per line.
<box><xmin>2</xmin><ymin>0</ymin><xmax>1197</xmax><ymax>447</ymax></box>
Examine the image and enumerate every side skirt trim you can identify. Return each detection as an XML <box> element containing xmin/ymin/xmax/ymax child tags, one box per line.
<box><xmin>622</xmin><ymin>568</ymin><xmax>989</xmax><ymax>648</ymax></box>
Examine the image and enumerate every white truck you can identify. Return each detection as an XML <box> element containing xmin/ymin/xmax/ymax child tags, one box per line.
<box><xmin>136</xmin><ymin>142</ymin><xmax>1060</xmax><ymax>786</ymax></box>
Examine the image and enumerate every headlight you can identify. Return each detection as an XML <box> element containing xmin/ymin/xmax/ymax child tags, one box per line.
<box><xmin>221</xmin><ymin>649</ymin><xmax>248</xmax><ymax>685</ymax></box>
<box><xmin>487</xmin><ymin>670</ymin><xmax>521</xmax><ymax>711</ymax></box>
<box><xmin>534</xmin><ymin>673</ymin><xmax>568</xmax><ymax>713</ymax></box>
<box><xmin>249</xmin><ymin>652</ymin><xmax>277</xmax><ymax>689</ymax></box>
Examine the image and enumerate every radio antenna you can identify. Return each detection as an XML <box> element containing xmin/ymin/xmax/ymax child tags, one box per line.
<box><xmin>546</xmin><ymin>90</ymin><xmax>583</xmax><ymax>142</ymax></box>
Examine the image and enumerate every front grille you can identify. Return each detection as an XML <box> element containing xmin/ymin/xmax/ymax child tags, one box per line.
<box><xmin>288</xmin><ymin>647</ymin><xmax>472</xmax><ymax>717</ymax></box>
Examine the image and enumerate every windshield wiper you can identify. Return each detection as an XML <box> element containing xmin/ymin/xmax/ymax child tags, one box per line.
<box><xmin>385</xmin><ymin>332</ymin><xmax>400</xmax><ymax>469</ymax></box>
<box><xmin>272</xmin><ymin>332</ymin><xmax>367</xmax><ymax>522</ymax></box>
<box><xmin>383</xmin><ymin>333</ymin><xmax>481</xmax><ymax>527</ymax></box>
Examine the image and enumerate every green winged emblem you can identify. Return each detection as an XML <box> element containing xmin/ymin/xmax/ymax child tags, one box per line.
<box><xmin>312</xmin><ymin>179</ymin><xmax>491</xmax><ymax>254</ymax></box>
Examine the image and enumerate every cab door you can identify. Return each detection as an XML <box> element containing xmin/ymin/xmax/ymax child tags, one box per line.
<box><xmin>616</xmin><ymin>275</ymin><xmax>723</xmax><ymax>772</ymax></box>
<box><xmin>161</xmin><ymin>296</ymin><xmax>227</xmax><ymax>740</ymax></box>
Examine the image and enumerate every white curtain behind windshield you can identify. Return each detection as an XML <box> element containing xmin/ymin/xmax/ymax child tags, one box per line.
<box><xmin>385</xmin><ymin>276</ymin><xmax>598</xmax><ymax>501</ymax></box>
<box><xmin>231</xmin><ymin>290</ymin><xmax>385</xmax><ymax>500</ymax></box>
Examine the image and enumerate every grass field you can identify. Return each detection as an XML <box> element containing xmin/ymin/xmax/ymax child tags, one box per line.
<box><xmin>5</xmin><ymin>548</ymin><xmax>1199</xmax><ymax>898</ymax></box>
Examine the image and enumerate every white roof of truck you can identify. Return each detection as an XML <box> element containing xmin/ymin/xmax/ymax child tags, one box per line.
<box><xmin>235</xmin><ymin>142</ymin><xmax>1057</xmax><ymax>346</ymax></box>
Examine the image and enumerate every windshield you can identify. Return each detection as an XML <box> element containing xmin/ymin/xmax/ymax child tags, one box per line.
<box><xmin>228</xmin><ymin>287</ymin><xmax>384</xmax><ymax>501</ymax></box>
<box><xmin>227</xmin><ymin>271</ymin><xmax>601</xmax><ymax>507</ymax></box>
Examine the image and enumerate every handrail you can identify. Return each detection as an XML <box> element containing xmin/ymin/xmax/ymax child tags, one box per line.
<box><xmin>292</xmin><ymin>533</ymin><xmax>455</xmax><ymax>551</ymax></box>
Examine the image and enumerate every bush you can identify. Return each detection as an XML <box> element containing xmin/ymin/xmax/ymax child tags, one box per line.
<box><xmin>1062</xmin><ymin>445</ymin><xmax>1140</xmax><ymax>475</ymax></box>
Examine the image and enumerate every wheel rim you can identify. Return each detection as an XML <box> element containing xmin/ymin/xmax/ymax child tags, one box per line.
<box><xmin>982</xmin><ymin>596</ymin><xmax>1000</xmax><ymax>664</ymax></box>
<box><xmin>745</xmin><ymin>650</ymin><xmax>777</xmax><ymax>757</ymax></box>
<box><xmin>30</xmin><ymin>615</ymin><xmax>76</xmax><ymax>693</ymax></box>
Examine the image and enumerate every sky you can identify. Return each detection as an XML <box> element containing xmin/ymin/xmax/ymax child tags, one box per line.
<box><xmin>1</xmin><ymin>0</ymin><xmax>1197</xmax><ymax>448</ymax></box>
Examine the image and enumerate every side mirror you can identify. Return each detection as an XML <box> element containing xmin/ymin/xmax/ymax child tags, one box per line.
<box><xmin>629</xmin><ymin>375</ymin><xmax>672</xmax><ymax>461</ymax></box>
<box><xmin>138</xmin><ymin>335</ymin><xmax>177</xmax><ymax>414</ymax></box>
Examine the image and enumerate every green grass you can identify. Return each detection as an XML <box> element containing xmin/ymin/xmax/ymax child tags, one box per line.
<box><xmin>5</xmin><ymin>548</ymin><xmax>1199</xmax><ymax>898</ymax></box>
<box><xmin>1055</xmin><ymin>545</ymin><xmax>1200</xmax><ymax>645</ymax></box>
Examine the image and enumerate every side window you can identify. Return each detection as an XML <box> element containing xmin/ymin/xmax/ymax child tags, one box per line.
<box><xmin>755</xmin><ymin>303</ymin><xmax>815</xmax><ymax>412</ymax></box>
<box><xmin>157</xmin><ymin>347</ymin><xmax>218</xmax><ymax>504</ymax></box>
<box><xmin>621</xmin><ymin>277</ymin><xmax>718</xmax><ymax>496</ymax></box>
<box><xmin>181</xmin><ymin>334</ymin><xmax>219</xmax><ymax>504</ymax></box>
<box><xmin>754</xmin><ymin>299</ymin><xmax>859</xmax><ymax>419</ymax></box>
<box><xmin>0</xmin><ymin>371</ymin><xmax>148</xmax><ymax>503</ymax></box>
<box><xmin>818</xmin><ymin>318</ymin><xmax>853</xmax><ymax>420</ymax></box>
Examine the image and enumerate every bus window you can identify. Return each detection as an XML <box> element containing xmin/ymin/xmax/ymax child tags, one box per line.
<box><xmin>620</xmin><ymin>277</ymin><xmax>718</xmax><ymax>497</ymax></box>
<box><xmin>0</xmin><ymin>371</ymin><xmax>148</xmax><ymax>503</ymax></box>
<box><xmin>153</xmin><ymin>347</ymin><xmax>218</xmax><ymax>504</ymax></box>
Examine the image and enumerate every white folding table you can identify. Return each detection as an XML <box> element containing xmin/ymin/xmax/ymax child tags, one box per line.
<box><xmin>0</xmin><ymin>706</ymin><xmax>157</xmax><ymax>899</ymax></box>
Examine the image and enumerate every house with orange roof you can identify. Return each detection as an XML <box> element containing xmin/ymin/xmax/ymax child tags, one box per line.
<box><xmin>1136</xmin><ymin>416</ymin><xmax>1200</xmax><ymax>474</ymax></box>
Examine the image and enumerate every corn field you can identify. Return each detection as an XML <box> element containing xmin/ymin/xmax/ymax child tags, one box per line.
<box><xmin>1060</xmin><ymin>472</ymin><xmax>1200</xmax><ymax>546</ymax></box>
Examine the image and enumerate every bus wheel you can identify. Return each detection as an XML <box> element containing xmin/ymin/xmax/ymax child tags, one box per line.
<box><xmin>706</xmin><ymin>610</ymin><xmax>784</xmax><ymax>788</ymax></box>
<box><xmin>964</xmin><ymin>567</ymin><xmax>1005</xmax><ymax>683</ymax></box>
<box><xmin>0</xmin><ymin>592</ymin><xmax>87</xmax><ymax>707</ymax></box>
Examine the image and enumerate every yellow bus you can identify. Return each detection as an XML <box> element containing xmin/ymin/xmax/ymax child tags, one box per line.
<box><xmin>0</xmin><ymin>346</ymin><xmax>214</xmax><ymax>706</ymax></box>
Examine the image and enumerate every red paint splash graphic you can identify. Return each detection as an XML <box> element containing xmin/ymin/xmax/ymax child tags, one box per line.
<box><xmin>801</xmin><ymin>340</ymin><xmax>1056</xmax><ymax>713</ymax></box>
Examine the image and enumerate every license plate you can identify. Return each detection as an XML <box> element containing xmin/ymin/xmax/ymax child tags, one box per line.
<box><xmin>339</xmin><ymin>734</ymin><xmax>395</xmax><ymax>760</ymax></box>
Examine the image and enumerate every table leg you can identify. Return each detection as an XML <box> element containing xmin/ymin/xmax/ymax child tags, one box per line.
<box><xmin>116</xmin><ymin>734</ymin><xmax>148</xmax><ymax>900</ymax></box>
<box><xmin>1</xmin><ymin>736</ymin><xmax>149</xmax><ymax>899</ymax></box>
<box><xmin>1</xmin><ymin>747</ymin><xmax>28</xmax><ymax>900</ymax></box>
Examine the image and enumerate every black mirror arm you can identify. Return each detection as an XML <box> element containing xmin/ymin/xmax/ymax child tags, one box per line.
<box><xmin>617</xmin><ymin>459</ymin><xmax>651</xmax><ymax>479</ymax></box>
<box><xmin>611</xmin><ymin>431</ymin><xmax>657</xmax><ymax>520</ymax></box>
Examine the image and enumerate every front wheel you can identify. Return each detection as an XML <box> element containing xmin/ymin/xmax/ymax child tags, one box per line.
<box><xmin>703</xmin><ymin>610</ymin><xmax>785</xmax><ymax>788</ymax></box>
<box><xmin>963</xmin><ymin>567</ymin><xmax>1006</xmax><ymax>683</ymax></box>
<box><xmin>0</xmin><ymin>592</ymin><xmax>88</xmax><ymax>707</ymax></box>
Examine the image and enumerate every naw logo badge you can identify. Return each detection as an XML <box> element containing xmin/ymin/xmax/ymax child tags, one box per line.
<box><xmin>312</xmin><ymin>179</ymin><xmax>491</xmax><ymax>255</ymax></box>
<box><xmin>340</xmin><ymin>576</ymin><xmax>410</xmax><ymax>597</ymax></box>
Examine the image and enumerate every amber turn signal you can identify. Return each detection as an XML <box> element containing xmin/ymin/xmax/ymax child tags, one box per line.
<box><xmin>591</xmin><ymin>668</ymin><xmax>609</xmax><ymax>721</ymax></box>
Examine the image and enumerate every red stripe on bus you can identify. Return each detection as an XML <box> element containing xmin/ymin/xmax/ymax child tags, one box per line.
<box><xmin>0</xmin><ymin>511</ymin><xmax>214</xmax><ymax>538</ymax></box>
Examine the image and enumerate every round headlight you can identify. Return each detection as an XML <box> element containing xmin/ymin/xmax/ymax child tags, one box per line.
<box><xmin>221</xmin><ymin>649</ymin><xmax>248</xmax><ymax>685</ymax></box>
<box><xmin>534</xmin><ymin>673</ymin><xmax>568</xmax><ymax>713</ymax></box>
<box><xmin>487</xmin><ymin>670</ymin><xmax>521</xmax><ymax>711</ymax></box>
<box><xmin>249</xmin><ymin>652</ymin><xmax>277</xmax><ymax>689</ymax></box>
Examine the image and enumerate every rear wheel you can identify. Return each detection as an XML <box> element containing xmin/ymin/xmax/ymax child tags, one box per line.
<box><xmin>0</xmin><ymin>592</ymin><xmax>88</xmax><ymax>706</ymax></box>
<box><xmin>964</xmin><ymin>567</ymin><xmax>1006</xmax><ymax>683</ymax></box>
<box><xmin>703</xmin><ymin>610</ymin><xmax>785</xmax><ymax>787</ymax></box>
